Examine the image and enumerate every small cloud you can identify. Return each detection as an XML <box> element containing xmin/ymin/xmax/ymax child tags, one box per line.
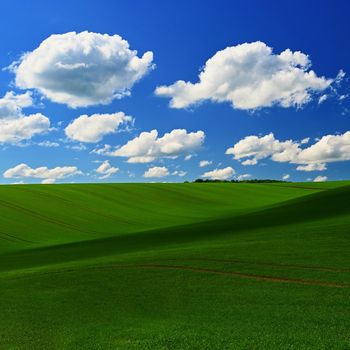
<box><xmin>3</xmin><ymin>163</ymin><xmax>82</xmax><ymax>183</ymax></box>
<box><xmin>37</xmin><ymin>140</ymin><xmax>60</xmax><ymax>148</ymax></box>
<box><xmin>172</xmin><ymin>170</ymin><xmax>187</xmax><ymax>177</ymax></box>
<box><xmin>143</xmin><ymin>166</ymin><xmax>169</xmax><ymax>178</ymax></box>
<box><xmin>199</xmin><ymin>160</ymin><xmax>212</xmax><ymax>167</ymax></box>
<box><xmin>42</xmin><ymin>178</ymin><xmax>56</xmax><ymax>184</ymax></box>
<box><xmin>94</xmin><ymin>160</ymin><xmax>119</xmax><ymax>179</ymax></box>
<box><xmin>300</xmin><ymin>137</ymin><xmax>310</xmax><ymax>144</ymax></box>
<box><xmin>313</xmin><ymin>175</ymin><xmax>328</xmax><ymax>182</ymax></box>
<box><xmin>201</xmin><ymin>166</ymin><xmax>235</xmax><ymax>180</ymax></box>
<box><xmin>318</xmin><ymin>94</ymin><xmax>327</xmax><ymax>104</ymax></box>
<box><xmin>65</xmin><ymin>112</ymin><xmax>133</xmax><ymax>143</ymax></box>
<box><xmin>296</xmin><ymin>163</ymin><xmax>327</xmax><ymax>172</ymax></box>
<box><xmin>0</xmin><ymin>91</ymin><xmax>50</xmax><ymax>144</ymax></box>
<box><xmin>237</xmin><ymin>173</ymin><xmax>252</xmax><ymax>181</ymax></box>
<box><xmin>241</xmin><ymin>158</ymin><xmax>258</xmax><ymax>166</ymax></box>
<box><xmin>66</xmin><ymin>143</ymin><xmax>88</xmax><ymax>151</ymax></box>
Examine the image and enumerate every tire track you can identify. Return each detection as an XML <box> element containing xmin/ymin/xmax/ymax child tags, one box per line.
<box><xmin>4</xmin><ymin>263</ymin><xmax>347</xmax><ymax>288</ymax></box>
<box><xmin>0</xmin><ymin>199</ymin><xmax>104</xmax><ymax>235</ymax></box>
<box><xmin>163</xmin><ymin>258</ymin><xmax>350</xmax><ymax>273</ymax></box>
<box><xmin>131</xmin><ymin>264</ymin><xmax>347</xmax><ymax>288</ymax></box>
<box><xmin>17</xmin><ymin>186</ymin><xmax>136</xmax><ymax>226</ymax></box>
<box><xmin>0</xmin><ymin>230</ymin><xmax>35</xmax><ymax>244</ymax></box>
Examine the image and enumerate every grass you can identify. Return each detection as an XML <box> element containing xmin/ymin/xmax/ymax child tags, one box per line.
<box><xmin>0</xmin><ymin>182</ymin><xmax>349</xmax><ymax>349</ymax></box>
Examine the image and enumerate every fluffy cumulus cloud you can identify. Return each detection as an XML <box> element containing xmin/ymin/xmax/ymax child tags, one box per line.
<box><xmin>0</xmin><ymin>91</ymin><xmax>50</xmax><ymax>144</ymax></box>
<box><xmin>282</xmin><ymin>174</ymin><xmax>290</xmax><ymax>180</ymax></box>
<box><xmin>296</xmin><ymin>132</ymin><xmax>350</xmax><ymax>164</ymax></box>
<box><xmin>226</xmin><ymin>131</ymin><xmax>350</xmax><ymax>171</ymax></box>
<box><xmin>313</xmin><ymin>175</ymin><xmax>328</xmax><ymax>182</ymax></box>
<box><xmin>93</xmin><ymin>129</ymin><xmax>205</xmax><ymax>163</ymax></box>
<box><xmin>199</xmin><ymin>160</ymin><xmax>212</xmax><ymax>167</ymax></box>
<box><xmin>65</xmin><ymin>112</ymin><xmax>133</xmax><ymax>143</ymax></box>
<box><xmin>3</xmin><ymin>163</ymin><xmax>81</xmax><ymax>183</ymax></box>
<box><xmin>94</xmin><ymin>160</ymin><xmax>119</xmax><ymax>179</ymax></box>
<box><xmin>201</xmin><ymin>166</ymin><xmax>235</xmax><ymax>180</ymax></box>
<box><xmin>226</xmin><ymin>133</ymin><xmax>300</xmax><ymax>164</ymax></box>
<box><xmin>11</xmin><ymin>31</ymin><xmax>154</xmax><ymax>108</ymax></box>
<box><xmin>155</xmin><ymin>41</ymin><xmax>336</xmax><ymax>110</ymax></box>
<box><xmin>143</xmin><ymin>166</ymin><xmax>169</xmax><ymax>178</ymax></box>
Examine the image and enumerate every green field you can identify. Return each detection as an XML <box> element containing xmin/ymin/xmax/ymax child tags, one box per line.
<box><xmin>0</xmin><ymin>182</ymin><xmax>349</xmax><ymax>349</ymax></box>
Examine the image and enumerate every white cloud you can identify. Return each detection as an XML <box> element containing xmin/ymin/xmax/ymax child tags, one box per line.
<box><xmin>37</xmin><ymin>140</ymin><xmax>60</xmax><ymax>147</ymax></box>
<box><xmin>0</xmin><ymin>91</ymin><xmax>50</xmax><ymax>144</ymax></box>
<box><xmin>155</xmin><ymin>41</ymin><xmax>335</xmax><ymax>110</ymax></box>
<box><xmin>0</xmin><ymin>90</ymin><xmax>32</xmax><ymax>115</ymax></box>
<box><xmin>11</xmin><ymin>31</ymin><xmax>154</xmax><ymax>108</ymax></box>
<box><xmin>126</xmin><ymin>156</ymin><xmax>156</xmax><ymax>163</ymax></box>
<box><xmin>201</xmin><ymin>166</ymin><xmax>235</xmax><ymax>180</ymax></box>
<box><xmin>335</xmin><ymin>69</ymin><xmax>346</xmax><ymax>84</ymax></box>
<box><xmin>65</xmin><ymin>143</ymin><xmax>88</xmax><ymax>151</ymax></box>
<box><xmin>199</xmin><ymin>160</ymin><xmax>212</xmax><ymax>167</ymax></box>
<box><xmin>237</xmin><ymin>173</ymin><xmax>252</xmax><ymax>181</ymax></box>
<box><xmin>226</xmin><ymin>133</ymin><xmax>300</xmax><ymax>164</ymax></box>
<box><xmin>42</xmin><ymin>178</ymin><xmax>56</xmax><ymax>184</ymax></box>
<box><xmin>65</xmin><ymin>112</ymin><xmax>133</xmax><ymax>143</ymax></box>
<box><xmin>313</xmin><ymin>175</ymin><xmax>328</xmax><ymax>182</ymax></box>
<box><xmin>172</xmin><ymin>170</ymin><xmax>187</xmax><ymax>177</ymax></box>
<box><xmin>226</xmin><ymin>131</ymin><xmax>350</xmax><ymax>171</ymax></box>
<box><xmin>296</xmin><ymin>163</ymin><xmax>327</xmax><ymax>172</ymax></box>
<box><xmin>93</xmin><ymin>129</ymin><xmax>205</xmax><ymax>163</ymax></box>
<box><xmin>3</xmin><ymin>163</ymin><xmax>81</xmax><ymax>183</ymax></box>
<box><xmin>184</xmin><ymin>154</ymin><xmax>193</xmax><ymax>161</ymax></box>
<box><xmin>282</xmin><ymin>174</ymin><xmax>290</xmax><ymax>180</ymax></box>
<box><xmin>94</xmin><ymin>160</ymin><xmax>119</xmax><ymax>179</ymax></box>
<box><xmin>318</xmin><ymin>94</ymin><xmax>327</xmax><ymax>104</ymax></box>
<box><xmin>127</xmin><ymin>171</ymin><xmax>135</xmax><ymax>178</ymax></box>
<box><xmin>143</xmin><ymin>166</ymin><xmax>169</xmax><ymax>178</ymax></box>
<box><xmin>241</xmin><ymin>158</ymin><xmax>258</xmax><ymax>166</ymax></box>
<box><xmin>297</xmin><ymin>132</ymin><xmax>350</xmax><ymax>164</ymax></box>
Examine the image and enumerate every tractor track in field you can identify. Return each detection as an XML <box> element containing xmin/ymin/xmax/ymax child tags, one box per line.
<box><xmin>0</xmin><ymin>232</ymin><xmax>19</xmax><ymax>243</ymax></box>
<box><xmin>130</xmin><ymin>264</ymin><xmax>348</xmax><ymax>288</ymax></box>
<box><xmin>4</xmin><ymin>263</ymin><xmax>348</xmax><ymax>288</ymax></box>
<box><xmin>0</xmin><ymin>230</ymin><xmax>35</xmax><ymax>244</ymax></box>
<box><xmin>0</xmin><ymin>199</ymin><xmax>108</xmax><ymax>236</ymax></box>
<box><xmin>163</xmin><ymin>258</ymin><xmax>350</xmax><ymax>273</ymax></box>
<box><xmin>10</xmin><ymin>186</ymin><xmax>137</xmax><ymax>226</ymax></box>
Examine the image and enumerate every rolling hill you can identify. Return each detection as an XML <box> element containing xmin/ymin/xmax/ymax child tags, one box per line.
<box><xmin>0</xmin><ymin>182</ymin><xmax>349</xmax><ymax>349</ymax></box>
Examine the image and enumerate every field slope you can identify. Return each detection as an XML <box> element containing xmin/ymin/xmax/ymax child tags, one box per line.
<box><xmin>0</xmin><ymin>182</ymin><xmax>349</xmax><ymax>349</ymax></box>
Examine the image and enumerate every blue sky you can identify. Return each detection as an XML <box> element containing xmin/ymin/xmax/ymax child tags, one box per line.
<box><xmin>0</xmin><ymin>0</ymin><xmax>349</xmax><ymax>183</ymax></box>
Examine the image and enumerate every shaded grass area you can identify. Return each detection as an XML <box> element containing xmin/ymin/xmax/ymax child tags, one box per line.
<box><xmin>0</xmin><ymin>182</ymin><xmax>349</xmax><ymax>349</ymax></box>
